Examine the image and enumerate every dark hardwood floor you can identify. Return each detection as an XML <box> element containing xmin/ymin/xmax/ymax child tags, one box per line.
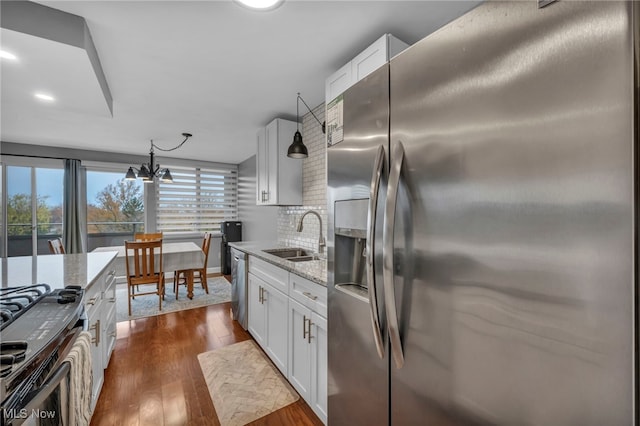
<box><xmin>91</xmin><ymin>276</ymin><xmax>323</xmax><ymax>426</ymax></box>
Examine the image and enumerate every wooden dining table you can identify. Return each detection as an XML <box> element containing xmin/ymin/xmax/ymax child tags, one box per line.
<box><xmin>92</xmin><ymin>241</ymin><xmax>205</xmax><ymax>299</ymax></box>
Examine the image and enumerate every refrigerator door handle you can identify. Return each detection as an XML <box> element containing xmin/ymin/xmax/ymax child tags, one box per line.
<box><xmin>383</xmin><ymin>141</ymin><xmax>405</xmax><ymax>369</ymax></box>
<box><xmin>367</xmin><ymin>145</ymin><xmax>386</xmax><ymax>359</ymax></box>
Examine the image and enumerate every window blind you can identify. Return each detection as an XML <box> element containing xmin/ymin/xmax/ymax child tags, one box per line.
<box><xmin>156</xmin><ymin>165</ymin><xmax>238</xmax><ymax>235</ymax></box>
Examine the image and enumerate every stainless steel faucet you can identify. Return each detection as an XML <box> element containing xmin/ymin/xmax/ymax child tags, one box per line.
<box><xmin>297</xmin><ymin>210</ymin><xmax>326</xmax><ymax>254</ymax></box>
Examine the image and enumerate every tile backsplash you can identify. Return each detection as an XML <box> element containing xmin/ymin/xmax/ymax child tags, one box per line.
<box><xmin>277</xmin><ymin>103</ymin><xmax>327</xmax><ymax>255</ymax></box>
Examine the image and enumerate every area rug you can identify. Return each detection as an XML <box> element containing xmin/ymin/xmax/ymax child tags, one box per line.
<box><xmin>197</xmin><ymin>340</ymin><xmax>299</xmax><ymax>426</ymax></box>
<box><xmin>116</xmin><ymin>276</ymin><xmax>231</xmax><ymax>322</ymax></box>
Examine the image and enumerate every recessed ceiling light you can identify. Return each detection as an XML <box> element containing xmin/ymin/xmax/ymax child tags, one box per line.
<box><xmin>234</xmin><ymin>0</ymin><xmax>284</xmax><ymax>11</ymax></box>
<box><xmin>34</xmin><ymin>93</ymin><xmax>55</xmax><ymax>102</ymax></box>
<box><xmin>0</xmin><ymin>50</ymin><xmax>17</xmax><ymax>60</ymax></box>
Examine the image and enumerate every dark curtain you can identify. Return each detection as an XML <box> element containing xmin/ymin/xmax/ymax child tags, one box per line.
<box><xmin>63</xmin><ymin>159</ymin><xmax>87</xmax><ymax>253</ymax></box>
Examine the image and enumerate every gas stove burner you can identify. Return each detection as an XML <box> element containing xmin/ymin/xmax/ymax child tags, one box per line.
<box><xmin>0</xmin><ymin>284</ymin><xmax>51</xmax><ymax>331</ymax></box>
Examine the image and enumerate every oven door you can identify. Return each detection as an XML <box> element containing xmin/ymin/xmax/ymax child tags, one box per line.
<box><xmin>2</xmin><ymin>316</ymin><xmax>87</xmax><ymax>426</ymax></box>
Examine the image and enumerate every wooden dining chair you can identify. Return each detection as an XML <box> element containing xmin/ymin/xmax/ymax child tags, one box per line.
<box><xmin>125</xmin><ymin>240</ymin><xmax>165</xmax><ymax>316</ymax></box>
<box><xmin>173</xmin><ymin>232</ymin><xmax>211</xmax><ymax>299</ymax></box>
<box><xmin>134</xmin><ymin>232</ymin><xmax>163</xmax><ymax>241</ymax></box>
<box><xmin>48</xmin><ymin>238</ymin><xmax>65</xmax><ymax>254</ymax></box>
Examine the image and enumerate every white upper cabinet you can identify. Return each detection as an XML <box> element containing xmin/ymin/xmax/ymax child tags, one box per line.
<box><xmin>256</xmin><ymin>118</ymin><xmax>302</xmax><ymax>206</ymax></box>
<box><xmin>325</xmin><ymin>34</ymin><xmax>409</xmax><ymax>104</ymax></box>
<box><xmin>325</xmin><ymin>61</ymin><xmax>353</xmax><ymax>107</ymax></box>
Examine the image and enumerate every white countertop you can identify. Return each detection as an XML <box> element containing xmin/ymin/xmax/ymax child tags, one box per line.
<box><xmin>0</xmin><ymin>251</ymin><xmax>118</xmax><ymax>290</ymax></box>
<box><xmin>229</xmin><ymin>241</ymin><xmax>327</xmax><ymax>286</ymax></box>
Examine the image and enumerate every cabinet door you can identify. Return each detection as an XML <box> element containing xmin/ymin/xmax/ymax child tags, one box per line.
<box><xmin>325</xmin><ymin>61</ymin><xmax>353</xmax><ymax>103</ymax></box>
<box><xmin>265</xmin><ymin>119</ymin><xmax>279</xmax><ymax>204</ymax></box>
<box><xmin>88</xmin><ymin>302</ymin><xmax>104</xmax><ymax>410</ymax></box>
<box><xmin>256</xmin><ymin>128</ymin><xmax>269</xmax><ymax>205</ymax></box>
<box><xmin>264</xmin><ymin>283</ymin><xmax>288</xmax><ymax>375</ymax></box>
<box><xmin>101</xmin><ymin>264</ymin><xmax>117</xmax><ymax>368</ymax></box>
<box><xmin>352</xmin><ymin>34</ymin><xmax>388</xmax><ymax>82</ymax></box>
<box><xmin>311</xmin><ymin>312</ymin><xmax>328</xmax><ymax>424</ymax></box>
<box><xmin>288</xmin><ymin>298</ymin><xmax>311</xmax><ymax>401</ymax></box>
<box><xmin>248</xmin><ymin>273</ymin><xmax>266</xmax><ymax>346</ymax></box>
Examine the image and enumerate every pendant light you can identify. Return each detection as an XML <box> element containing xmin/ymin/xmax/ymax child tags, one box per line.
<box><xmin>125</xmin><ymin>133</ymin><xmax>192</xmax><ymax>183</ymax></box>
<box><xmin>287</xmin><ymin>93</ymin><xmax>326</xmax><ymax>159</ymax></box>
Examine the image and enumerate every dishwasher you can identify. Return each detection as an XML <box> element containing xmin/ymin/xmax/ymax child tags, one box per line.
<box><xmin>230</xmin><ymin>247</ymin><xmax>248</xmax><ymax>330</ymax></box>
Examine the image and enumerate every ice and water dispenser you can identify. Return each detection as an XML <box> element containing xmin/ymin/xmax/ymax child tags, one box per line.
<box><xmin>333</xmin><ymin>199</ymin><xmax>371</xmax><ymax>301</ymax></box>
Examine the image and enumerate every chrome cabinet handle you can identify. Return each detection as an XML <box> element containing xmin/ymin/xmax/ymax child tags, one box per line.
<box><xmin>383</xmin><ymin>141</ymin><xmax>405</xmax><ymax>369</ymax></box>
<box><xmin>87</xmin><ymin>297</ymin><xmax>98</xmax><ymax>306</ymax></box>
<box><xmin>302</xmin><ymin>291</ymin><xmax>318</xmax><ymax>301</ymax></box>
<box><xmin>258</xmin><ymin>286</ymin><xmax>262</xmax><ymax>303</ymax></box>
<box><xmin>303</xmin><ymin>315</ymin><xmax>309</xmax><ymax>339</ymax></box>
<box><xmin>367</xmin><ymin>144</ymin><xmax>386</xmax><ymax>359</ymax></box>
<box><xmin>90</xmin><ymin>319</ymin><xmax>101</xmax><ymax>346</ymax></box>
<box><xmin>303</xmin><ymin>316</ymin><xmax>313</xmax><ymax>344</ymax></box>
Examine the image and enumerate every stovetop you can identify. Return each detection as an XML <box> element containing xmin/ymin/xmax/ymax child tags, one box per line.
<box><xmin>0</xmin><ymin>284</ymin><xmax>84</xmax><ymax>405</ymax></box>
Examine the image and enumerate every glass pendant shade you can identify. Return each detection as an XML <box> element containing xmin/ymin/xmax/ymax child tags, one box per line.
<box><xmin>287</xmin><ymin>130</ymin><xmax>308</xmax><ymax>158</ymax></box>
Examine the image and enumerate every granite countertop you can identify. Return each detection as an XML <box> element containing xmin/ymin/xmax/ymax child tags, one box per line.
<box><xmin>0</xmin><ymin>251</ymin><xmax>118</xmax><ymax>290</ymax></box>
<box><xmin>229</xmin><ymin>241</ymin><xmax>327</xmax><ymax>286</ymax></box>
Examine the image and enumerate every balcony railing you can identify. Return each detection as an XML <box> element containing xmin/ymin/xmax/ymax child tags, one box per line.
<box><xmin>6</xmin><ymin>221</ymin><xmax>145</xmax><ymax>256</ymax></box>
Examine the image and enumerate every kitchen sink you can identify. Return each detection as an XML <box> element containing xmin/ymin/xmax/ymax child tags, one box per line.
<box><xmin>262</xmin><ymin>248</ymin><xmax>319</xmax><ymax>262</ymax></box>
<box><xmin>263</xmin><ymin>248</ymin><xmax>312</xmax><ymax>258</ymax></box>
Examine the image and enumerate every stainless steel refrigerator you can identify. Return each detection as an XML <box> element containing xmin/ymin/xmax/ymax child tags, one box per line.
<box><xmin>327</xmin><ymin>1</ymin><xmax>637</xmax><ymax>424</ymax></box>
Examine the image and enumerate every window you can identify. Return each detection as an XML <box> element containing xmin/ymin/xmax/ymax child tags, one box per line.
<box><xmin>86</xmin><ymin>169</ymin><xmax>145</xmax><ymax>250</ymax></box>
<box><xmin>5</xmin><ymin>164</ymin><xmax>64</xmax><ymax>256</ymax></box>
<box><xmin>156</xmin><ymin>165</ymin><xmax>237</xmax><ymax>235</ymax></box>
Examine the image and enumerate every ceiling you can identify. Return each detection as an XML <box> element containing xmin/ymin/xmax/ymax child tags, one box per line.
<box><xmin>1</xmin><ymin>0</ymin><xmax>480</xmax><ymax>165</ymax></box>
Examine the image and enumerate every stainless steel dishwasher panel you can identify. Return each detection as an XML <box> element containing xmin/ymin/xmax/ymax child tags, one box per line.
<box><xmin>231</xmin><ymin>247</ymin><xmax>248</xmax><ymax>330</ymax></box>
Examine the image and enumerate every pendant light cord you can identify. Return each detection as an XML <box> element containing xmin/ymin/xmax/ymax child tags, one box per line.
<box><xmin>296</xmin><ymin>93</ymin><xmax>300</xmax><ymax>131</ymax></box>
<box><xmin>297</xmin><ymin>93</ymin><xmax>323</xmax><ymax>129</ymax></box>
<box><xmin>152</xmin><ymin>133</ymin><xmax>192</xmax><ymax>152</ymax></box>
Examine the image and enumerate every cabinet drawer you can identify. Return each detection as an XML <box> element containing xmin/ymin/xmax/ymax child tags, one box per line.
<box><xmin>249</xmin><ymin>256</ymin><xmax>289</xmax><ymax>294</ymax></box>
<box><xmin>290</xmin><ymin>274</ymin><xmax>327</xmax><ymax>318</ymax></box>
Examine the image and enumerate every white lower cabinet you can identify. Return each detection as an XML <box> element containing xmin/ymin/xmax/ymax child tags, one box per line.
<box><xmin>310</xmin><ymin>312</ymin><xmax>327</xmax><ymax>423</ymax></box>
<box><xmin>248</xmin><ymin>273</ymin><xmax>267</xmax><ymax>346</ymax></box>
<box><xmin>264</xmin><ymin>283</ymin><xmax>289</xmax><ymax>375</ymax></box>
<box><xmin>248</xmin><ymin>255</ymin><xmax>327</xmax><ymax>424</ymax></box>
<box><xmin>86</xmin><ymin>298</ymin><xmax>103</xmax><ymax>409</ymax></box>
<box><xmin>101</xmin><ymin>267</ymin><xmax>117</xmax><ymax>369</ymax></box>
<box><xmin>248</xmin><ymin>272</ymin><xmax>289</xmax><ymax>375</ymax></box>
<box><xmin>288</xmin><ymin>299</ymin><xmax>312</xmax><ymax>400</ymax></box>
<box><xmin>288</xmin><ymin>299</ymin><xmax>327</xmax><ymax>424</ymax></box>
<box><xmin>85</xmin><ymin>257</ymin><xmax>117</xmax><ymax>413</ymax></box>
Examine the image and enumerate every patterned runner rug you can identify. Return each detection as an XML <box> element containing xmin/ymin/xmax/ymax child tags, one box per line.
<box><xmin>115</xmin><ymin>276</ymin><xmax>231</xmax><ymax>322</ymax></box>
<box><xmin>198</xmin><ymin>340</ymin><xmax>299</xmax><ymax>425</ymax></box>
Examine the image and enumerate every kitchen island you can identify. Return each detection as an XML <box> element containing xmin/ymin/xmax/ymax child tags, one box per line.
<box><xmin>0</xmin><ymin>251</ymin><xmax>117</xmax><ymax>291</ymax></box>
<box><xmin>1</xmin><ymin>251</ymin><xmax>118</xmax><ymax>412</ymax></box>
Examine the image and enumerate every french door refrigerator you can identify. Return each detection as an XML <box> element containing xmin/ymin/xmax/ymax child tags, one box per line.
<box><xmin>327</xmin><ymin>1</ymin><xmax>637</xmax><ymax>424</ymax></box>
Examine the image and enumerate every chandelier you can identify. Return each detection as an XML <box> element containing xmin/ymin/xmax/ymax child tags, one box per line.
<box><xmin>125</xmin><ymin>133</ymin><xmax>192</xmax><ymax>183</ymax></box>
